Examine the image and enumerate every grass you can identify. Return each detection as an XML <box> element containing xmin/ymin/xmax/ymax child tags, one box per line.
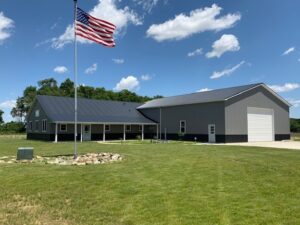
<box><xmin>0</xmin><ymin>136</ymin><xmax>300</xmax><ymax>225</ymax></box>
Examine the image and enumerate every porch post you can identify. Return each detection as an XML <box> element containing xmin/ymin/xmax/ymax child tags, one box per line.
<box><xmin>55</xmin><ymin>123</ymin><xmax>58</xmax><ymax>143</ymax></box>
<box><xmin>103</xmin><ymin>124</ymin><xmax>106</xmax><ymax>142</ymax></box>
<box><xmin>156</xmin><ymin>124</ymin><xmax>159</xmax><ymax>140</ymax></box>
<box><xmin>141</xmin><ymin>124</ymin><xmax>144</xmax><ymax>141</ymax></box>
<box><xmin>123</xmin><ymin>124</ymin><xmax>126</xmax><ymax>141</ymax></box>
<box><xmin>80</xmin><ymin>124</ymin><xmax>83</xmax><ymax>142</ymax></box>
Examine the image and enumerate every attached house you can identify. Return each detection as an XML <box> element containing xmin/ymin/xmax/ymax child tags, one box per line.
<box><xmin>26</xmin><ymin>83</ymin><xmax>291</xmax><ymax>143</ymax></box>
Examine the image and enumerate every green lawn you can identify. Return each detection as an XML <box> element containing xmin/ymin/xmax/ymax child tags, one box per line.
<box><xmin>0</xmin><ymin>137</ymin><xmax>299</xmax><ymax>225</ymax></box>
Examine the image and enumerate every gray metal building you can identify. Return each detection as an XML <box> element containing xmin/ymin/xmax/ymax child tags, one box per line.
<box><xmin>26</xmin><ymin>83</ymin><xmax>291</xmax><ymax>143</ymax></box>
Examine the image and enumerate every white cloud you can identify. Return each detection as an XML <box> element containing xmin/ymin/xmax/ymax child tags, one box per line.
<box><xmin>210</xmin><ymin>61</ymin><xmax>245</xmax><ymax>79</ymax></box>
<box><xmin>133</xmin><ymin>0</ymin><xmax>160</xmax><ymax>13</ymax></box>
<box><xmin>268</xmin><ymin>83</ymin><xmax>300</xmax><ymax>93</ymax></box>
<box><xmin>85</xmin><ymin>63</ymin><xmax>98</xmax><ymax>74</ymax></box>
<box><xmin>114</xmin><ymin>75</ymin><xmax>140</xmax><ymax>91</ymax></box>
<box><xmin>112</xmin><ymin>58</ymin><xmax>125</xmax><ymax>64</ymax></box>
<box><xmin>54</xmin><ymin>66</ymin><xmax>68</xmax><ymax>74</ymax></box>
<box><xmin>141</xmin><ymin>74</ymin><xmax>152</xmax><ymax>81</ymax></box>
<box><xmin>51</xmin><ymin>0</ymin><xmax>141</xmax><ymax>49</ymax></box>
<box><xmin>289</xmin><ymin>99</ymin><xmax>300</xmax><ymax>107</ymax></box>
<box><xmin>0</xmin><ymin>100</ymin><xmax>16</xmax><ymax>109</ymax></box>
<box><xmin>146</xmin><ymin>4</ymin><xmax>241</xmax><ymax>42</ymax></box>
<box><xmin>282</xmin><ymin>47</ymin><xmax>295</xmax><ymax>56</ymax></box>
<box><xmin>0</xmin><ymin>12</ymin><xmax>14</xmax><ymax>44</ymax></box>
<box><xmin>197</xmin><ymin>88</ymin><xmax>212</xmax><ymax>92</ymax></box>
<box><xmin>206</xmin><ymin>34</ymin><xmax>240</xmax><ymax>58</ymax></box>
<box><xmin>187</xmin><ymin>48</ymin><xmax>203</xmax><ymax>57</ymax></box>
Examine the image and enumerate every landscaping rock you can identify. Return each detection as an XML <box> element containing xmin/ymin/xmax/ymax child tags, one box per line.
<box><xmin>0</xmin><ymin>153</ymin><xmax>122</xmax><ymax>166</ymax></box>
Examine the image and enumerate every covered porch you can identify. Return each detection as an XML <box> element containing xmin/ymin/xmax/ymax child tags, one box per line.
<box><xmin>53</xmin><ymin>122</ymin><xmax>158</xmax><ymax>142</ymax></box>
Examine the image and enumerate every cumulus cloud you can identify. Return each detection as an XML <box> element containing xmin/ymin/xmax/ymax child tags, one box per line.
<box><xmin>146</xmin><ymin>4</ymin><xmax>241</xmax><ymax>42</ymax></box>
<box><xmin>0</xmin><ymin>100</ymin><xmax>16</xmax><ymax>109</ymax></box>
<box><xmin>0</xmin><ymin>12</ymin><xmax>14</xmax><ymax>44</ymax></box>
<box><xmin>114</xmin><ymin>76</ymin><xmax>140</xmax><ymax>91</ymax></box>
<box><xmin>141</xmin><ymin>74</ymin><xmax>152</xmax><ymax>81</ymax></box>
<box><xmin>282</xmin><ymin>47</ymin><xmax>295</xmax><ymax>56</ymax></box>
<box><xmin>85</xmin><ymin>63</ymin><xmax>98</xmax><ymax>74</ymax></box>
<box><xmin>197</xmin><ymin>88</ymin><xmax>212</xmax><ymax>92</ymax></box>
<box><xmin>268</xmin><ymin>83</ymin><xmax>300</xmax><ymax>93</ymax></box>
<box><xmin>187</xmin><ymin>48</ymin><xmax>203</xmax><ymax>57</ymax></box>
<box><xmin>51</xmin><ymin>0</ymin><xmax>142</xmax><ymax>49</ymax></box>
<box><xmin>210</xmin><ymin>61</ymin><xmax>245</xmax><ymax>79</ymax></box>
<box><xmin>112</xmin><ymin>58</ymin><xmax>125</xmax><ymax>64</ymax></box>
<box><xmin>54</xmin><ymin>66</ymin><xmax>68</xmax><ymax>74</ymax></box>
<box><xmin>206</xmin><ymin>34</ymin><xmax>240</xmax><ymax>58</ymax></box>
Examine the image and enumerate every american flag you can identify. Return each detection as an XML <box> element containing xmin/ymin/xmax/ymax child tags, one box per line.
<box><xmin>76</xmin><ymin>7</ymin><xmax>116</xmax><ymax>47</ymax></box>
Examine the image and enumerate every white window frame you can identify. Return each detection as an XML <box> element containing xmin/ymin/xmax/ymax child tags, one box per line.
<box><xmin>60</xmin><ymin>124</ymin><xmax>67</xmax><ymax>132</ymax></box>
<box><xmin>35</xmin><ymin>110</ymin><xmax>40</xmax><ymax>117</ymax></box>
<box><xmin>42</xmin><ymin>119</ymin><xmax>47</xmax><ymax>132</ymax></box>
<box><xmin>105</xmin><ymin>124</ymin><xmax>110</xmax><ymax>132</ymax></box>
<box><xmin>28</xmin><ymin>121</ymin><xmax>33</xmax><ymax>131</ymax></box>
<box><xmin>35</xmin><ymin>120</ymin><xmax>39</xmax><ymax>131</ymax></box>
<box><xmin>179</xmin><ymin>120</ymin><xmax>186</xmax><ymax>134</ymax></box>
<box><xmin>126</xmin><ymin>125</ymin><xmax>131</xmax><ymax>132</ymax></box>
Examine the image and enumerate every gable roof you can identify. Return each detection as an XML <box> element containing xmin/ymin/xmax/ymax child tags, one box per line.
<box><xmin>36</xmin><ymin>95</ymin><xmax>156</xmax><ymax>124</ymax></box>
<box><xmin>138</xmin><ymin>83</ymin><xmax>291</xmax><ymax>109</ymax></box>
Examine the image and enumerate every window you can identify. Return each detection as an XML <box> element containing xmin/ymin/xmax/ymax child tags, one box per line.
<box><xmin>35</xmin><ymin>120</ymin><xmax>39</xmax><ymax>131</ymax></box>
<box><xmin>42</xmin><ymin>120</ymin><xmax>47</xmax><ymax>132</ymax></box>
<box><xmin>126</xmin><ymin>125</ymin><xmax>131</xmax><ymax>132</ymax></box>
<box><xmin>105</xmin><ymin>125</ymin><xmax>110</xmax><ymax>131</ymax></box>
<box><xmin>209</xmin><ymin>125</ymin><xmax>215</xmax><ymax>134</ymax></box>
<box><xmin>35</xmin><ymin>110</ymin><xmax>40</xmax><ymax>117</ymax></box>
<box><xmin>28</xmin><ymin>121</ymin><xmax>33</xmax><ymax>131</ymax></box>
<box><xmin>60</xmin><ymin>124</ymin><xmax>67</xmax><ymax>132</ymax></box>
<box><xmin>180</xmin><ymin>120</ymin><xmax>186</xmax><ymax>134</ymax></box>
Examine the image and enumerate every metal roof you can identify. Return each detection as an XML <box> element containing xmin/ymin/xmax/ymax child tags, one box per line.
<box><xmin>36</xmin><ymin>95</ymin><xmax>156</xmax><ymax>124</ymax></box>
<box><xmin>138</xmin><ymin>83</ymin><xmax>290</xmax><ymax>109</ymax></box>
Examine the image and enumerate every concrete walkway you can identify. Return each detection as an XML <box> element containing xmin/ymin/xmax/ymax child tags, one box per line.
<box><xmin>223</xmin><ymin>141</ymin><xmax>300</xmax><ymax>150</ymax></box>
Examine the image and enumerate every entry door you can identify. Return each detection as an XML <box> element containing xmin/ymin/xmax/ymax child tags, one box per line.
<box><xmin>208</xmin><ymin>124</ymin><xmax>216</xmax><ymax>143</ymax></box>
<box><xmin>82</xmin><ymin>124</ymin><xmax>91</xmax><ymax>141</ymax></box>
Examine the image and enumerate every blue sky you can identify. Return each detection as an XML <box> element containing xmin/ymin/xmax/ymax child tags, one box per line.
<box><xmin>0</xmin><ymin>0</ymin><xmax>300</xmax><ymax>121</ymax></box>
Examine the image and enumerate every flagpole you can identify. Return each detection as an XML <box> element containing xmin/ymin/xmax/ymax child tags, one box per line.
<box><xmin>74</xmin><ymin>0</ymin><xmax>78</xmax><ymax>159</ymax></box>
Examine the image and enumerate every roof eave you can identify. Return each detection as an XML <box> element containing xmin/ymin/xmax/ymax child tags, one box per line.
<box><xmin>224</xmin><ymin>83</ymin><xmax>292</xmax><ymax>107</ymax></box>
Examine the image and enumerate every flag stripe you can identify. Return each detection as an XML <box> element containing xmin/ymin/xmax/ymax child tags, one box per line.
<box><xmin>76</xmin><ymin>31</ymin><xmax>115</xmax><ymax>47</ymax></box>
<box><xmin>88</xmin><ymin>16</ymin><xmax>115</xmax><ymax>31</ymax></box>
<box><xmin>76</xmin><ymin>7</ymin><xmax>116</xmax><ymax>47</ymax></box>
<box><xmin>76</xmin><ymin>24</ymin><xmax>115</xmax><ymax>42</ymax></box>
<box><xmin>76</xmin><ymin>22</ymin><xmax>113</xmax><ymax>39</ymax></box>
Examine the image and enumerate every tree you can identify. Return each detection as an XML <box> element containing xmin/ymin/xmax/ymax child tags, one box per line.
<box><xmin>37</xmin><ymin>78</ymin><xmax>60</xmax><ymax>96</ymax></box>
<box><xmin>0</xmin><ymin>110</ymin><xmax>4</xmax><ymax>124</ymax></box>
<box><xmin>11</xmin><ymin>97</ymin><xmax>26</xmax><ymax>122</ymax></box>
<box><xmin>23</xmin><ymin>86</ymin><xmax>37</xmax><ymax>113</ymax></box>
<box><xmin>59</xmin><ymin>79</ymin><xmax>74</xmax><ymax>97</ymax></box>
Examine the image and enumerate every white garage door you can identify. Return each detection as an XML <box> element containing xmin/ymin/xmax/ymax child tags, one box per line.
<box><xmin>247</xmin><ymin>108</ymin><xmax>274</xmax><ymax>142</ymax></box>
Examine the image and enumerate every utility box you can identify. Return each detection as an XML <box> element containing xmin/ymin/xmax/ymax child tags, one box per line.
<box><xmin>17</xmin><ymin>147</ymin><xmax>34</xmax><ymax>160</ymax></box>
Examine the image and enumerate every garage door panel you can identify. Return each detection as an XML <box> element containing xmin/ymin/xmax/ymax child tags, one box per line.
<box><xmin>247</xmin><ymin>111</ymin><xmax>274</xmax><ymax>142</ymax></box>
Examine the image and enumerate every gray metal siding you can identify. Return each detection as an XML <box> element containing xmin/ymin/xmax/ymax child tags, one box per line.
<box><xmin>225</xmin><ymin>86</ymin><xmax>290</xmax><ymax>135</ymax></box>
<box><xmin>140</xmin><ymin>102</ymin><xmax>225</xmax><ymax>135</ymax></box>
<box><xmin>26</xmin><ymin>101</ymin><xmax>51</xmax><ymax>134</ymax></box>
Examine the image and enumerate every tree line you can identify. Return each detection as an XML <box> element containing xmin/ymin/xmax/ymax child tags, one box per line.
<box><xmin>10</xmin><ymin>78</ymin><xmax>163</xmax><ymax>122</ymax></box>
<box><xmin>290</xmin><ymin>118</ymin><xmax>300</xmax><ymax>133</ymax></box>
